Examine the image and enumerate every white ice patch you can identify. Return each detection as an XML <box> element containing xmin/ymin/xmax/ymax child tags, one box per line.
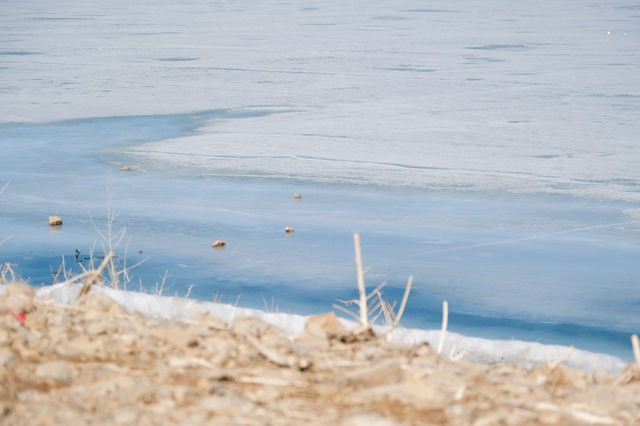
<box><xmin>2</xmin><ymin>0</ymin><xmax>639</xmax><ymax>201</ymax></box>
<box><xmin>36</xmin><ymin>284</ymin><xmax>629</xmax><ymax>375</ymax></box>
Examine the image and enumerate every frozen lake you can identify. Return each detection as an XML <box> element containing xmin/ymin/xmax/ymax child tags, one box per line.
<box><xmin>1</xmin><ymin>0</ymin><xmax>639</xmax><ymax>359</ymax></box>
<box><xmin>2</xmin><ymin>112</ymin><xmax>639</xmax><ymax>360</ymax></box>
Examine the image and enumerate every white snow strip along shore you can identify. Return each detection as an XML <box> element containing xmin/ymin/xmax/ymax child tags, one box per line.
<box><xmin>34</xmin><ymin>283</ymin><xmax>628</xmax><ymax>375</ymax></box>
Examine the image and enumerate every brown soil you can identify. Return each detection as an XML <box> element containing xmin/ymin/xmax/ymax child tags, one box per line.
<box><xmin>1</xmin><ymin>284</ymin><xmax>639</xmax><ymax>425</ymax></box>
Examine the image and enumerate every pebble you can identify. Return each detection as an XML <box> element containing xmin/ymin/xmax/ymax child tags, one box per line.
<box><xmin>35</xmin><ymin>361</ymin><xmax>77</xmax><ymax>385</ymax></box>
<box><xmin>2</xmin><ymin>282</ymin><xmax>36</xmax><ymax>314</ymax></box>
<box><xmin>49</xmin><ymin>216</ymin><xmax>63</xmax><ymax>226</ymax></box>
<box><xmin>305</xmin><ymin>312</ymin><xmax>345</xmax><ymax>337</ymax></box>
<box><xmin>76</xmin><ymin>292</ymin><xmax>127</xmax><ymax>315</ymax></box>
<box><xmin>345</xmin><ymin>361</ymin><xmax>404</xmax><ymax>387</ymax></box>
<box><xmin>211</xmin><ymin>240</ymin><xmax>226</xmax><ymax>248</ymax></box>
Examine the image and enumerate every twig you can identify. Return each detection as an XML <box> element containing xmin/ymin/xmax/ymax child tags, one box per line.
<box><xmin>185</xmin><ymin>284</ymin><xmax>194</xmax><ymax>299</ymax></box>
<box><xmin>332</xmin><ymin>303</ymin><xmax>361</xmax><ymax>322</ymax></box>
<box><xmin>353</xmin><ymin>233</ymin><xmax>368</xmax><ymax>328</ymax></box>
<box><xmin>77</xmin><ymin>252</ymin><xmax>114</xmax><ymax>300</ymax></box>
<box><xmin>548</xmin><ymin>346</ymin><xmax>575</xmax><ymax>370</ymax></box>
<box><xmin>244</xmin><ymin>334</ymin><xmax>295</xmax><ymax>368</ymax></box>
<box><xmin>437</xmin><ymin>300</ymin><xmax>448</xmax><ymax>355</ymax></box>
<box><xmin>394</xmin><ymin>275</ymin><xmax>413</xmax><ymax>327</ymax></box>
<box><xmin>632</xmin><ymin>334</ymin><xmax>640</xmax><ymax>369</ymax></box>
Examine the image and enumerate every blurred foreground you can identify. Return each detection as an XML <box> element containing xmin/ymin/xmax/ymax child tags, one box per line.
<box><xmin>1</xmin><ymin>282</ymin><xmax>639</xmax><ymax>425</ymax></box>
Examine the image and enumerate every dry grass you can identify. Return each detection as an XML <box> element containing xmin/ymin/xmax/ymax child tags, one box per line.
<box><xmin>334</xmin><ymin>234</ymin><xmax>415</xmax><ymax>335</ymax></box>
<box><xmin>0</xmin><ymin>263</ymin><xmax>17</xmax><ymax>284</ymax></box>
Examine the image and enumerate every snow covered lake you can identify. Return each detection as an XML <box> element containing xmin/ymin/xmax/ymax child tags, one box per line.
<box><xmin>1</xmin><ymin>0</ymin><xmax>639</xmax><ymax>361</ymax></box>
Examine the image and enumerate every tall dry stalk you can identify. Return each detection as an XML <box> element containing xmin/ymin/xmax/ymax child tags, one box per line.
<box><xmin>334</xmin><ymin>235</ymin><xmax>414</xmax><ymax>333</ymax></box>
<box><xmin>353</xmin><ymin>233</ymin><xmax>368</xmax><ymax>328</ymax></box>
<box><xmin>437</xmin><ymin>300</ymin><xmax>449</xmax><ymax>355</ymax></box>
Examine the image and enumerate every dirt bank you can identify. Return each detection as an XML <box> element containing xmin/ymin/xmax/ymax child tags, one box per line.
<box><xmin>1</xmin><ymin>282</ymin><xmax>639</xmax><ymax>425</ymax></box>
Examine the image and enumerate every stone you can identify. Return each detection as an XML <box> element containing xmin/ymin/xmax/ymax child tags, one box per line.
<box><xmin>339</xmin><ymin>413</ymin><xmax>400</xmax><ymax>426</ymax></box>
<box><xmin>0</xmin><ymin>348</ymin><xmax>14</xmax><ymax>369</ymax></box>
<box><xmin>35</xmin><ymin>361</ymin><xmax>77</xmax><ymax>385</ymax></box>
<box><xmin>3</xmin><ymin>297</ymin><xmax>30</xmax><ymax>317</ymax></box>
<box><xmin>291</xmin><ymin>333</ymin><xmax>329</xmax><ymax>354</ymax></box>
<box><xmin>121</xmin><ymin>166</ymin><xmax>131</xmax><ymax>171</ymax></box>
<box><xmin>305</xmin><ymin>312</ymin><xmax>345</xmax><ymax>337</ymax></box>
<box><xmin>189</xmin><ymin>312</ymin><xmax>227</xmax><ymax>328</ymax></box>
<box><xmin>294</xmin><ymin>192</ymin><xmax>301</xmax><ymax>199</ymax></box>
<box><xmin>76</xmin><ymin>292</ymin><xmax>127</xmax><ymax>315</ymax></box>
<box><xmin>231</xmin><ymin>316</ymin><xmax>284</xmax><ymax>339</ymax></box>
<box><xmin>211</xmin><ymin>240</ymin><xmax>226</xmax><ymax>248</ymax></box>
<box><xmin>5</xmin><ymin>282</ymin><xmax>36</xmax><ymax>298</ymax></box>
<box><xmin>49</xmin><ymin>216</ymin><xmax>63</xmax><ymax>226</ymax></box>
<box><xmin>285</xmin><ymin>226</ymin><xmax>295</xmax><ymax>233</ymax></box>
<box><xmin>2</xmin><ymin>282</ymin><xmax>36</xmax><ymax>314</ymax></box>
<box><xmin>345</xmin><ymin>361</ymin><xmax>404</xmax><ymax>387</ymax></box>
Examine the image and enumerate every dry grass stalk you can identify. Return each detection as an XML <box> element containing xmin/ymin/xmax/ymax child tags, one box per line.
<box><xmin>632</xmin><ymin>334</ymin><xmax>640</xmax><ymax>369</ymax></box>
<box><xmin>548</xmin><ymin>346</ymin><xmax>575</xmax><ymax>370</ymax></box>
<box><xmin>184</xmin><ymin>283</ymin><xmax>194</xmax><ymax>299</ymax></box>
<box><xmin>152</xmin><ymin>271</ymin><xmax>170</xmax><ymax>296</ymax></box>
<box><xmin>244</xmin><ymin>335</ymin><xmax>296</xmax><ymax>368</ymax></box>
<box><xmin>263</xmin><ymin>296</ymin><xmax>279</xmax><ymax>313</ymax></box>
<box><xmin>353</xmin><ymin>233</ymin><xmax>368</xmax><ymax>328</ymax></box>
<box><xmin>1</xmin><ymin>262</ymin><xmax>17</xmax><ymax>284</ymax></box>
<box><xmin>437</xmin><ymin>300</ymin><xmax>449</xmax><ymax>355</ymax></box>
<box><xmin>394</xmin><ymin>275</ymin><xmax>413</xmax><ymax>327</ymax></box>
<box><xmin>77</xmin><ymin>252</ymin><xmax>114</xmax><ymax>300</ymax></box>
<box><xmin>0</xmin><ymin>180</ymin><xmax>8</xmax><ymax>195</ymax></box>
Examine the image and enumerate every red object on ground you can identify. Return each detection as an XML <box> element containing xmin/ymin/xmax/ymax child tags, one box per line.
<box><xmin>8</xmin><ymin>310</ymin><xmax>26</xmax><ymax>325</ymax></box>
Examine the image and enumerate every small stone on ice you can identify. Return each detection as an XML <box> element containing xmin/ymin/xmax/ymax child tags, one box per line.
<box><xmin>121</xmin><ymin>166</ymin><xmax>131</xmax><ymax>171</ymax></box>
<box><xmin>212</xmin><ymin>240</ymin><xmax>226</xmax><ymax>248</ymax></box>
<box><xmin>285</xmin><ymin>227</ymin><xmax>295</xmax><ymax>233</ymax></box>
<box><xmin>49</xmin><ymin>216</ymin><xmax>63</xmax><ymax>226</ymax></box>
<box><xmin>294</xmin><ymin>192</ymin><xmax>301</xmax><ymax>199</ymax></box>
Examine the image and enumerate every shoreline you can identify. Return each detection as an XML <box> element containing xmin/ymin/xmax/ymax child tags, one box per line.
<box><xmin>32</xmin><ymin>283</ymin><xmax>629</xmax><ymax>375</ymax></box>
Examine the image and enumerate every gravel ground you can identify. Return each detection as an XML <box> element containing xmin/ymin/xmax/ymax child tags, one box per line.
<box><xmin>1</xmin><ymin>282</ymin><xmax>639</xmax><ymax>425</ymax></box>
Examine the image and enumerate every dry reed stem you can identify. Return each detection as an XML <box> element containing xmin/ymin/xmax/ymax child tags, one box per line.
<box><xmin>394</xmin><ymin>275</ymin><xmax>413</xmax><ymax>327</ymax></box>
<box><xmin>548</xmin><ymin>346</ymin><xmax>575</xmax><ymax>370</ymax></box>
<box><xmin>185</xmin><ymin>284</ymin><xmax>194</xmax><ymax>299</ymax></box>
<box><xmin>244</xmin><ymin>335</ymin><xmax>295</xmax><ymax>368</ymax></box>
<box><xmin>437</xmin><ymin>300</ymin><xmax>449</xmax><ymax>355</ymax></box>
<box><xmin>77</xmin><ymin>252</ymin><xmax>114</xmax><ymax>300</ymax></box>
<box><xmin>353</xmin><ymin>233</ymin><xmax>368</xmax><ymax>328</ymax></box>
<box><xmin>0</xmin><ymin>181</ymin><xmax>8</xmax><ymax>195</ymax></box>
<box><xmin>632</xmin><ymin>334</ymin><xmax>640</xmax><ymax>368</ymax></box>
<box><xmin>1</xmin><ymin>263</ymin><xmax>17</xmax><ymax>284</ymax></box>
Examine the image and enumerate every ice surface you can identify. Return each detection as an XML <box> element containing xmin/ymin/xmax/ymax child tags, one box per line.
<box><xmin>2</xmin><ymin>0</ymin><xmax>639</xmax><ymax>200</ymax></box>
<box><xmin>33</xmin><ymin>284</ymin><xmax>628</xmax><ymax>375</ymax></box>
